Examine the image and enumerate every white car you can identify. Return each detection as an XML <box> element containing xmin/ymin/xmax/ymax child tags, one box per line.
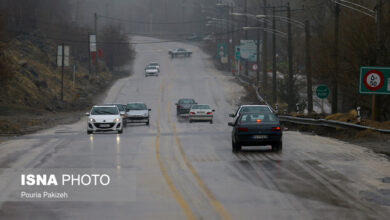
<box><xmin>145</xmin><ymin>65</ymin><xmax>159</xmax><ymax>77</ymax></box>
<box><xmin>86</xmin><ymin>105</ymin><xmax>123</xmax><ymax>134</ymax></box>
<box><xmin>189</xmin><ymin>104</ymin><xmax>215</xmax><ymax>124</ymax></box>
<box><xmin>229</xmin><ymin>105</ymin><xmax>273</xmax><ymax>121</ymax></box>
<box><xmin>148</xmin><ymin>62</ymin><xmax>160</xmax><ymax>71</ymax></box>
<box><xmin>126</xmin><ymin>102</ymin><xmax>151</xmax><ymax>125</ymax></box>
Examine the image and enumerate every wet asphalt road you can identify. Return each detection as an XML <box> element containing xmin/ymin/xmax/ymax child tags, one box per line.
<box><xmin>0</xmin><ymin>37</ymin><xmax>390</xmax><ymax>219</ymax></box>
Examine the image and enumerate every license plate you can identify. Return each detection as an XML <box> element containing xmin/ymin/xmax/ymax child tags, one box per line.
<box><xmin>253</xmin><ymin>135</ymin><xmax>268</xmax><ymax>139</ymax></box>
<box><xmin>99</xmin><ymin>124</ymin><xmax>110</xmax><ymax>128</ymax></box>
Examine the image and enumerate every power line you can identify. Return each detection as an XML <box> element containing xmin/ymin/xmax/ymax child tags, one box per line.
<box><xmin>97</xmin><ymin>14</ymin><xmax>207</xmax><ymax>25</ymax></box>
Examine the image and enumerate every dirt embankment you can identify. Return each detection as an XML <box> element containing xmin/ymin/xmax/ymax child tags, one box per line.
<box><xmin>0</xmin><ymin>35</ymin><xmax>132</xmax><ymax>135</ymax></box>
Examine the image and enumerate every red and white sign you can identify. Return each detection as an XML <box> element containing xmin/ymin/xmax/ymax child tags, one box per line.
<box><xmin>364</xmin><ymin>70</ymin><xmax>384</xmax><ymax>91</ymax></box>
<box><xmin>252</xmin><ymin>63</ymin><xmax>258</xmax><ymax>71</ymax></box>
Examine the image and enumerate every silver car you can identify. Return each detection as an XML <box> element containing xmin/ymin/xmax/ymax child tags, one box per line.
<box><xmin>126</xmin><ymin>102</ymin><xmax>151</xmax><ymax>125</ymax></box>
<box><xmin>145</xmin><ymin>65</ymin><xmax>159</xmax><ymax>77</ymax></box>
<box><xmin>86</xmin><ymin>105</ymin><xmax>123</xmax><ymax>134</ymax></box>
<box><xmin>189</xmin><ymin>104</ymin><xmax>215</xmax><ymax>124</ymax></box>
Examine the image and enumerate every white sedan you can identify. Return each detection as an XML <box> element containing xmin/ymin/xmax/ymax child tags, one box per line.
<box><xmin>189</xmin><ymin>104</ymin><xmax>215</xmax><ymax>124</ymax></box>
<box><xmin>86</xmin><ymin>105</ymin><xmax>123</xmax><ymax>134</ymax></box>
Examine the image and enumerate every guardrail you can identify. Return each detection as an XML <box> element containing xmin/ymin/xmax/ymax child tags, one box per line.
<box><xmin>278</xmin><ymin>115</ymin><xmax>390</xmax><ymax>134</ymax></box>
<box><xmin>236</xmin><ymin>75</ymin><xmax>390</xmax><ymax>134</ymax></box>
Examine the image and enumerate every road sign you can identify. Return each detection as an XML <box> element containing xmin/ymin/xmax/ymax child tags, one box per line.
<box><xmin>252</xmin><ymin>63</ymin><xmax>258</xmax><ymax>71</ymax></box>
<box><xmin>217</xmin><ymin>43</ymin><xmax>227</xmax><ymax>58</ymax></box>
<box><xmin>316</xmin><ymin>85</ymin><xmax>329</xmax><ymax>99</ymax></box>
<box><xmin>235</xmin><ymin>47</ymin><xmax>240</xmax><ymax>59</ymax></box>
<box><xmin>359</xmin><ymin>67</ymin><xmax>390</xmax><ymax>94</ymax></box>
<box><xmin>239</xmin><ymin>40</ymin><xmax>258</xmax><ymax>62</ymax></box>
<box><xmin>57</xmin><ymin>45</ymin><xmax>70</xmax><ymax>67</ymax></box>
<box><xmin>89</xmin><ymin>35</ymin><xmax>96</xmax><ymax>52</ymax></box>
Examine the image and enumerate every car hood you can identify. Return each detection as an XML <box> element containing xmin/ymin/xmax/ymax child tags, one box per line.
<box><xmin>89</xmin><ymin>115</ymin><xmax>120</xmax><ymax>122</ymax></box>
<box><xmin>127</xmin><ymin>110</ymin><xmax>148</xmax><ymax>116</ymax></box>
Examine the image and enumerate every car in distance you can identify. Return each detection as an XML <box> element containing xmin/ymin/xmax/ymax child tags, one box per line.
<box><xmin>229</xmin><ymin>105</ymin><xmax>273</xmax><ymax>120</ymax></box>
<box><xmin>145</xmin><ymin>65</ymin><xmax>159</xmax><ymax>77</ymax></box>
<box><xmin>168</xmin><ymin>48</ymin><xmax>192</xmax><ymax>58</ymax></box>
<box><xmin>86</xmin><ymin>105</ymin><xmax>123</xmax><ymax>134</ymax></box>
<box><xmin>176</xmin><ymin>98</ymin><xmax>197</xmax><ymax>115</ymax></box>
<box><xmin>148</xmin><ymin>62</ymin><xmax>160</xmax><ymax>71</ymax></box>
<box><xmin>189</xmin><ymin>104</ymin><xmax>215</xmax><ymax>124</ymax></box>
<box><xmin>228</xmin><ymin>112</ymin><xmax>282</xmax><ymax>152</ymax></box>
<box><xmin>126</xmin><ymin>102</ymin><xmax>151</xmax><ymax>125</ymax></box>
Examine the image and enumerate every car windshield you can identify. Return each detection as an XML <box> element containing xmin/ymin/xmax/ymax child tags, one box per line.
<box><xmin>239</xmin><ymin>106</ymin><xmax>271</xmax><ymax>114</ymax></box>
<box><xmin>149</xmin><ymin>63</ymin><xmax>158</xmax><ymax>66</ymax></box>
<box><xmin>192</xmin><ymin>105</ymin><xmax>210</xmax><ymax>110</ymax></box>
<box><xmin>115</xmin><ymin>104</ymin><xmax>125</xmax><ymax>111</ymax></box>
<box><xmin>91</xmin><ymin>107</ymin><xmax>119</xmax><ymax>115</ymax></box>
<box><xmin>146</xmin><ymin>66</ymin><xmax>157</xmax><ymax>70</ymax></box>
<box><xmin>179</xmin><ymin>99</ymin><xmax>195</xmax><ymax>104</ymax></box>
<box><xmin>127</xmin><ymin>103</ymin><xmax>147</xmax><ymax>110</ymax></box>
<box><xmin>239</xmin><ymin>113</ymin><xmax>278</xmax><ymax>124</ymax></box>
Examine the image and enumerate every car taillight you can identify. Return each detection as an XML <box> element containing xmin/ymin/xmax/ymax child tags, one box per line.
<box><xmin>207</xmin><ymin>112</ymin><xmax>212</xmax><ymax>115</ymax></box>
<box><xmin>272</xmin><ymin>126</ymin><xmax>281</xmax><ymax>131</ymax></box>
<box><xmin>190</xmin><ymin>112</ymin><xmax>195</xmax><ymax>115</ymax></box>
<box><xmin>238</xmin><ymin>127</ymin><xmax>248</xmax><ymax>132</ymax></box>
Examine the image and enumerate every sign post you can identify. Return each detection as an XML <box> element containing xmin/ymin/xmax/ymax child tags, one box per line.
<box><xmin>359</xmin><ymin>67</ymin><xmax>390</xmax><ymax>120</ymax></box>
<box><xmin>57</xmin><ymin>44</ymin><xmax>70</xmax><ymax>101</ymax></box>
<box><xmin>316</xmin><ymin>84</ymin><xmax>329</xmax><ymax>113</ymax></box>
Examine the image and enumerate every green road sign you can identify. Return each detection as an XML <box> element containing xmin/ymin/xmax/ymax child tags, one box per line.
<box><xmin>235</xmin><ymin>46</ymin><xmax>240</xmax><ymax>59</ymax></box>
<box><xmin>316</xmin><ymin>85</ymin><xmax>329</xmax><ymax>99</ymax></box>
<box><xmin>359</xmin><ymin>66</ymin><xmax>390</xmax><ymax>95</ymax></box>
<box><xmin>217</xmin><ymin>43</ymin><xmax>227</xmax><ymax>58</ymax></box>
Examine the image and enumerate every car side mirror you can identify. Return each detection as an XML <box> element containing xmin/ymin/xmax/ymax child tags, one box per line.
<box><xmin>175</xmin><ymin>103</ymin><xmax>178</xmax><ymax>105</ymax></box>
<box><xmin>212</xmin><ymin>109</ymin><xmax>215</xmax><ymax>112</ymax></box>
<box><xmin>148</xmin><ymin>109</ymin><xmax>151</xmax><ymax>111</ymax></box>
<box><xmin>195</xmin><ymin>102</ymin><xmax>198</xmax><ymax>104</ymax></box>
<box><xmin>228</xmin><ymin>122</ymin><xmax>234</xmax><ymax>127</ymax></box>
<box><xmin>85</xmin><ymin>112</ymin><xmax>90</xmax><ymax>116</ymax></box>
<box><xmin>229</xmin><ymin>113</ymin><xmax>235</xmax><ymax>117</ymax></box>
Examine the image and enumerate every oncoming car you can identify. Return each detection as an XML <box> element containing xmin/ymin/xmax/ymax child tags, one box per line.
<box><xmin>126</xmin><ymin>102</ymin><xmax>151</xmax><ymax>125</ymax></box>
<box><xmin>189</xmin><ymin>104</ymin><xmax>215</xmax><ymax>123</ymax></box>
<box><xmin>145</xmin><ymin>65</ymin><xmax>159</xmax><ymax>77</ymax></box>
<box><xmin>148</xmin><ymin>62</ymin><xmax>160</xmax><ymax>71</ymax></box>
<box><xmin>228</xmin><ymin>112</ymin><xmax>282</xmax><ymax>152</ymax></box>
<box><xmin>86</xmin><ymin>105</ymin><xmax>123</xmax><ymax>134</ymax></box>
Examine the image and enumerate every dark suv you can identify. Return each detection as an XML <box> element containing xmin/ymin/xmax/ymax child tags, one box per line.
<box><xmin>176</xmin><ymin>98</ymin><xmax>196</xmax><ymax>115</ymax></box>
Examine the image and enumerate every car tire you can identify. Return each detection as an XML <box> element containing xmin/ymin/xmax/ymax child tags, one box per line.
<box><xmin>209</xmin><ymin>120</ymin><xmax>213</xmax><ymax>124</ymax></box>
<box><xmin>189</xmin><ymin>119</ymin><xmax>192</xmax><ymax>123</ymax></box>
<box><xmin>232</xmin><ymin>140</ymin><xmax>241</xmax><ymax>152</ymax></box>
<box><xmin>87</xmin><ymin>130</ymin><xmax>93</xmax><ymax>135</ymax></box>
<box><xmin>118</xmin><ymin>129</ymin><xmax>123</xmax><ymax>134</ymax></box>
<box><xmin>272</xmin><ymin>141</ymin><xmax>283</xmax><ymax>152</ymax></box>
<box><xmin>146</xmin><ymin>120</ymin><xmax>149</xmax><ymax>125</ymax></box>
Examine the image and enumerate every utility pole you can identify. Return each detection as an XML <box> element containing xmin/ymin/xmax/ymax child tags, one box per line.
<box><xmin>244</xmin><ymin>0</ymin><xmax>249</xmax><ymax>75</ymax></box>
<box><xmin>88</xmin><ymin>33</ymin><xmax>91</xmax><ymax>75</ymax></box>
<box><xmin>256</xmin><ymin>19</ymin><xmax>260</xmax><ymax>87</ymax></box>
<box><xmin>262</xmin><ymin>0</ymin><xmax>268</xmax><ymax>93</ymax></box>
<box><xmin>287</xmin><ymin>2</ymin><xmax>294</xmax><ymax>112</ymax></box>
<box><xmin>305</xmin><ymin>20</ymin><xmax>313</xmax><ymax>113</ymax></box>
<box><xmin>373</xmin><ymin>0</ymin><xmax>383</xmax><ymax>120</ymax></box>
<box><xmin>61</xmin><ymin>43</ymin><xmax>65</xmax><ymax>101</ymax></box>
<box><xmin>332</xmin><ymin>1</ymin><xmax>340</xmax><ymax>114</ymax></box>
<box><xmin>272</xmin><ymin>7</ymin><xmax>277</xmax><ymax>105</ymax></box>
<box><xmin>94</xmin><ymin>12</ymin><xmax>98</xmax><ymax>75</ymax></box>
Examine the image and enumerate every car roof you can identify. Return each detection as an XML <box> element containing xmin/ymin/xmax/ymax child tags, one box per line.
<box><xmin>127</xmin><ymin>102</ymin><xmax>146</xmax><ymax>104</ymax></box>
<box><xmin>240</xmin><ymin>105</ymin><xmax>270</xmax><ymax>107</ymax></box>
<box><xmin>93</xmin><ymin>105</ymin><xmax>117</xmax><ymax>108</ymax></box>
<box><xmin>191</xmin><ymin>104</ymin><xmax>210</xmax><ymax>108</ymax></box>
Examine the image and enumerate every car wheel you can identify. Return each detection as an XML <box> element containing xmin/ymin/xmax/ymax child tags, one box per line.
<box><xmin>118</xmin><ymin>129</ymin><xmax>123</xmax><ymax>134</ymax></box>
<box><xmin>209</xmin><ymin>120</ymin><xmax>213</xmax><ymax>124</ymax></box>
<box><xmin>189</xmin><ymin>119</ymin><xmax>192</xmax><ymax>123</ymax></box>
<box><xmin>272</xmin><ymin>141</ymin><xmax>283</xmax><ymax>152</ymax></box>
<box><xmin>87</xmin><ymin>130</ymin><xmax>92</xmax><ymax>135</ymax></box>
<box><xmin>232</xmin><ymin>140</ymin><xmax>236</xmax><ymax>152</ymax></box>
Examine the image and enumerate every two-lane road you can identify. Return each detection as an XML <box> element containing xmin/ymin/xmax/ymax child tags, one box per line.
<box><xmin>0</xmin><ymin>37</ymin><xmax>390</xmax><ymax>219</ymax></box>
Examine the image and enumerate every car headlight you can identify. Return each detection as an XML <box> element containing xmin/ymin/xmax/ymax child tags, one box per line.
<box><xmin>143</xmin><ymin>113</ymin><xmax>148</xmax><ymax>116</ymax></box>
<box><xmin>113</xmin><ymin>118</ymin><xmax>121</xmax><ymax>123</ymax></box>
<box><xmin>89</xmin><ymin>118</ymin><xmax>96</xmax><ymax>122</ymax></box>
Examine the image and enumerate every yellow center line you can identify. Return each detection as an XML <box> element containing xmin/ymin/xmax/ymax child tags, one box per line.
<box><xmin>155</xmin><ymin>78</ymin><xmax>197</xmax><ymax>220</ymax></box>
<box><xmin>166</xmin><ymin>62</ymin><xmax>233</xmax><ymax>220</ymax></box>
